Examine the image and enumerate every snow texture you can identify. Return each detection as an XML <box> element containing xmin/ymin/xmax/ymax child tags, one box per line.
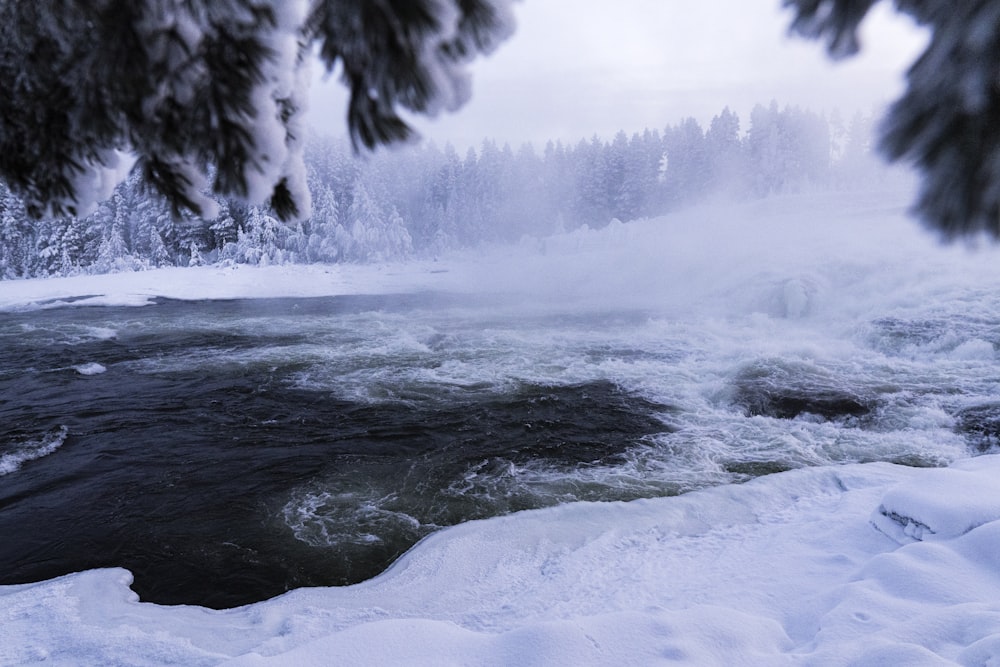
<box><xmin>4</xmin><ymin>192</ymin><xmax>1000</xmax><ymax>664</ymax></box>
<box><xmin>0</xmin><ymin>1</ymin><xmax>517</xmax><ymax>222</ymax></box>
<box><xmin>2</xmin><ymin>457</ymin><xmax>1000</xmax><ymax>664</ymax></box>
<box><xmin>872</xmin><ymin>457</ymin><xmax>1000</xmax><ymax>544</ymax></box>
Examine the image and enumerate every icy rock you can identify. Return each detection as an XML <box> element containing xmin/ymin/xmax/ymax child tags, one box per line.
<box><xmin>74</xmin><ymin>362</ymin><xmax>107</xmax><ymax>375</ymax></box>
<box><xmin>870</xmin><ymin>454</ymin><xmax>1000</xmax><ymax>544</ymax></box>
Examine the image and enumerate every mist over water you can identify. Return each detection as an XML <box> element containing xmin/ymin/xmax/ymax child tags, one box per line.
<box><xmin>1</xmin><ymin>191</ymin><xmax>999</xmax><ymax>608</ymax></box>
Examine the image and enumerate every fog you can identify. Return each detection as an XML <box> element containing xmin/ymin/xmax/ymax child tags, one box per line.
<box><xmin>0</xmin><ymin>101</ymin><xmax>914</xmax><ymax>280</ymax></box>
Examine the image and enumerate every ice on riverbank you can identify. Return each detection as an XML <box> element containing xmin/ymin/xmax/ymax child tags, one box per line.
<box><xmin>3</xmin><ymin>191</ymin><xmax>1000</xmax><ymax>664</ymax></box>
<box><xmin>2</xmin><ymin>456</ymin><xmax>1000</xmax><ymax>665</ymax></box>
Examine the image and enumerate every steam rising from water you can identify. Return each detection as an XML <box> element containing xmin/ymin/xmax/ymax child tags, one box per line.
<box><xmin>269</xmin><ymin>189</ymin><xmax>1000</xmax><ymax>555</ymax></box>
<box><xmin>2</xmin><ymin>189</ymin><xmax>999</xmax><ymax>606</ymax></box>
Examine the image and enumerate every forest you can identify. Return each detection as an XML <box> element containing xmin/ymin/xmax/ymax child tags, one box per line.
<box><xmin>0</xmin><ymin>102</ymin><xmax>891</xmax><ymax>279</ymax></box>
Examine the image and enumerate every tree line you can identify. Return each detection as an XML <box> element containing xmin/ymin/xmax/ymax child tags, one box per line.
<box><xmin>0</xmin><ymin>102</ymin><xmax>891</xmax><ymax>280</ymax></box>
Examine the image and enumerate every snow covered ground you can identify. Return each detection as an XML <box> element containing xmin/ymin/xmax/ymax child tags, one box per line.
<box><xmin>3</xmin><ymin>457</ymin><xmax>1000</xmax><ymax>665</ymax></box>
<box><xmin>4</xmin><ymin>190</ymin><xmax>1000</xmax><ymax>665</ymax></box>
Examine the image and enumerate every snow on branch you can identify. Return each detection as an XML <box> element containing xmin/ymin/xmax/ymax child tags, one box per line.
<box><xmin>786</xmin><ymin>0</ymin><xmax>1000</xmax><ymax>238</ymax></box>
<box><xmin>0</xmin><ymin>0</ymin><xmax>516</xmax><ymax>223</ymax></box>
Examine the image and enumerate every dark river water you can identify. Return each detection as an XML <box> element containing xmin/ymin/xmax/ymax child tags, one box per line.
<box><xmin>0</xmin><ymin>296</ymin><xmax>678</xmax><ymax>608</ymax></box>
<box><xmin>1</xmin><ymin>292</ymin><xmax>997</xmax><ymax>608</ymax></box>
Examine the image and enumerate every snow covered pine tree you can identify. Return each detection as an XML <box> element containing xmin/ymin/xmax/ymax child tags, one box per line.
<box><xmin>786</xmin><ymin>0</ymin><xmax>1000</xmax><ymax>238</ymax></box>
<box><xmin>0</xmin><ymin>0</ymin><xmax>995</xmax><ymax>238</ymax></box>
<box><xmin>0</xmin><ymin>0</ymin><xmax>515</xmax><ymax>221</ymax></box>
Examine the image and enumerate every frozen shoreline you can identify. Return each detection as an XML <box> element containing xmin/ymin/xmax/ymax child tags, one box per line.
<box><xmin>2</xmin><ymin>457</ymin><xmax>1000</xmax><ymax>665</ymax></box>
<box><xmin>4</xmin><ymin>192</ymin><xmax>1000</xmax><ymax>664</ymax></box>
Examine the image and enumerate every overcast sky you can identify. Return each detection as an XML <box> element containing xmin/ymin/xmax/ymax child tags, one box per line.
<box><xmin>305</xmin><ymin>1</ymin><xmax>928</xmax><ymax>150</ymax></box>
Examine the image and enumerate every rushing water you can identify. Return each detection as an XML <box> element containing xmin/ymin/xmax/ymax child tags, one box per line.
<box><xmin>3</xmin><ymin>198</ymin><xmax>1000</xmax><ymax>608</ymax></box>
<box><xmin>1</xmin><ymin>286</ymin><xmax>998</xmax><ymax>608</ymax></box>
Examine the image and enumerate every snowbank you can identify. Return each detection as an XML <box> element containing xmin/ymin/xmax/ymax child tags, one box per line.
<box><xmin>4</xmin><ymin>191</ymin><xmax>1000</xmax><ymax>664</ymax></box>
<box><xmin>872</xmin><ymin>457</ymin><xmax>1000</xmax><ymax>543</ymax></box>
<box><xmin>2</xmin><ymin>457</ymin><xmax>1000</xmax><ymax>665</ymax></box>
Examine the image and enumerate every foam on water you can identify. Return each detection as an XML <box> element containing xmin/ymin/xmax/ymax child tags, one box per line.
<box><xmin>283</xmin><ymin>487</ymin><xmax>430</xmax><ymax>547</ymax></box>
<box><xmin>268</xmin><ymin>303</ymin><xmax>982</xmax><ymax>551</ymax></box>
<box><xmin>15</xmin><ymin>297</ymin><xmax>992</xmax><ymax>561</ymax></box>
<box><xmin>73</xmin><ymin>362</ymin><xmax>107</xmax><ymax>375</ymax></box>
<box><xmin>0</xmin><ymin>427</ymin><xmax>69</xmax><ymax>476</ymax></box>
<box><xmin>253</xmin><ymin>196</ymin><xmax>1000</xmax><ymax>553</ymax></box>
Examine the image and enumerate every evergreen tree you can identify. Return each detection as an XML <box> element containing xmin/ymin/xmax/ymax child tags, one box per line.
<box><xmin>502</xmin><ymin>142</ymin><xmax>548</xmax><ymax>238</ymax></box>
<box><xmin>56</xmin><ymin>221</ymin><xmax>84</xmax><ymax>277</ymax></box>
<box><xmin>209</xmin><ymin>201</ymin><xmax>240</xmax><ymax>251</ymax></box>
<box><xmin>383</xmin><ymin>207</ymin><xmax>414</xmax><ymax>260</ymax></box>
<box><xmin>786</xmin><ymin>0</ymin><xmax>1000</xmax><ymax>237</ymax></box>
<box><xmin>231</xmin><ymin>206</ymin><xmax>288</xmax><ymax>265</ymax></box>
<box><xmin>306</xmin><ymin>184</ymin><xmax>348</xmax><ymax>262</ymax></box>
<box><xmin>542</xmin><ymin>140</ymin><xmax>574</xmax><ymax>229</ymax></box>
<box><xmin>747</xmin><ymin>102</ymin><xmax>783</xmax><ymax>196</ymax></box>
<box><xmin>94</xmin><ymin>218</ymin><xmax>134</xmax><ymax>273</ymax></box>
<box><xmin>426</xmin><ymin>143</ymin><xmax>463</xmax><ymax>250</ymax></box>
<box><xmin>345</xmin><ymin>180</ymin><xmax>412</xmax><ymax>262</ymax></box>
<box><xmin>0</xmin><ymin>2</ymin><xmax>997</xmax><ymax>237</ymax></box>
<box><xmin>129</xmin><ymin>174</ymin><xmax>171</xmax><ymax>262</ymax></box>
<box><xmin>834</xmin><ymin>111</ymin><xmax>885</xmax><ymax>189</ymax></box>
<box><xmin>188</xmin><ymin>241</ymin><xmax>206</xmax><ymax>268</ymax></box>
<box><xmin>571</xmin><ymin>136</ymin><xmax>614</xmax><ymax>228</ymax></box>
<box><xmin>471</xmin><ymin>139</ymin><xmax>508</xmax><ymax>241</ymax></box>
<box><xmin>624</xmin><ymin>129</ymin><xmax>664</xmax><ymax>219</ymax></box>
<box><xmin>0</xmin><ymin>185</ymin><xmax>31</xmax><ymax>278</ymax></box>
<box><xmin>662</xmin><ymin>118</ymin><xmax>709</xmax><ymax>206</ymax></box>
<box><xmin>0</xmin><ymin>96</ymin><xmax>959</xmax><ymax>279</ymax></box>
<box><xmin>780</xmin><ymin>106</ymin><xmax>831</xmax><ymax>190</ymax></box>
<box><xmin>147</xmin><ymin>227</ymin><xmax>172</xmax><ymax>268</ymax></box>
<box><xmin>0</xmin><ymin>1</ymin><xmax>516</xmax><ymax>223</ymax></box>
<box><xmin>828</xmin><ymin>108</ymin><xmax>847</xmax><ymax>162</ymax></box>
<box><xmin>605</xmin><ymin>131</ymin><xmax>632</xmax><ymax>221</ymax></box>
<box><xmin>705</xmin><ymin>107</ymin><xmax>746</xmax><ymax>197</ymax></box>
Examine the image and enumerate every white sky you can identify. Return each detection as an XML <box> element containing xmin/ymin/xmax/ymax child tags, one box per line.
<box><xmin>305</xmin><ymin>1</ymin><xmax>929</xmax><ymax>150</ymax></box>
